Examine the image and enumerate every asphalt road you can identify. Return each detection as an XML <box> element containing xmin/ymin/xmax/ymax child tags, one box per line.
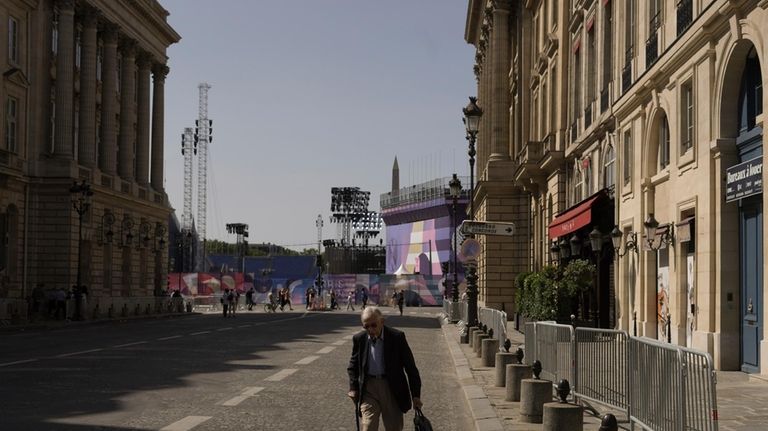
<box><xmin>0</xmin><ymin>307</ymin><xmax>473</xmax><ymax>431</ymax></box>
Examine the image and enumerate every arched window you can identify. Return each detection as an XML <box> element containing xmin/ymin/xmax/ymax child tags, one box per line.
<box><xmin>574</xmin><ymin>166</ymin><xmax>584</xmax><ymax>203</ymax></box>
<box><xmin>658</xmin><ymin>113</ymin><xmax>670</xmax><ymax>170</ymax></box>
<box><xmin>604</xmin><ymin>145</ymin><xmax>615</xmax><ymax>189</ymax></box>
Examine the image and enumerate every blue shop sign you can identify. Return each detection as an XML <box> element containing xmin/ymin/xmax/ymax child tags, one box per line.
<box><xmin>726</xmin><ymin>156</ymin><xmax>763</xmax><ymax>203</ymax></box>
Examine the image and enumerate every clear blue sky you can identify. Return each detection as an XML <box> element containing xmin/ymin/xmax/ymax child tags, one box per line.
<box><xmin>162</xmin><ymin>1</ymin><xmax>476</xmax><ymax>249</ymax></box>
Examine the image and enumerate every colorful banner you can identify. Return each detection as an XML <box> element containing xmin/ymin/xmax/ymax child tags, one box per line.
<box><xmin>168</xmin><ymin>273</ymin><xmax>450</xmax><ymax>307</ymax></box>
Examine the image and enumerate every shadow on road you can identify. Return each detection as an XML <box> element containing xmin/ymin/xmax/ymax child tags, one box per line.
<box><xmin>1</xmin><ymin>311</ymin><xmax>441</xmax><ymax>430</ymax></box>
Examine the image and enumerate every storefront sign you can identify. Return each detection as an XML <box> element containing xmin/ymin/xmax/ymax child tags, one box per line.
<box><xmin>725</xmin><ymin>157</ymin><xmax>763</xmax><ymax>203</ymax></box>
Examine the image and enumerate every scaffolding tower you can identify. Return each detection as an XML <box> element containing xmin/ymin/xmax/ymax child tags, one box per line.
<box><xmin>180</xmin><ymin>127</ymin><xmax>194</xmax><ymax>232</ymax></box>
<box><xmin>195</xmin><ymin>83</ymin><xmax>212</xmax><ymax>271</ymax></box>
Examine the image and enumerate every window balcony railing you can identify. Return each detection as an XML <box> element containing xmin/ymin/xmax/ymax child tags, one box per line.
<box><xmin>677</xmin><ymin>0</ymin><xmax>693</xmax><ymax>37</ymax></box>
<box><xmin>600</xmin><ymin>87</ymin><xmax>610</xmax><ymax>113</ymax></box>
<box><xmin>646</xmin><ymin>31</ymin><xmax>659</xmax><ymax>68</ymax></box>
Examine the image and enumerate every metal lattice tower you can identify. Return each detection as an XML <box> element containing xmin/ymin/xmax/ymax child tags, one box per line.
<box><xmin>195</xmin><ymin>83</ymin><xmax>212</xmax><ymax>271</ymax></box>
<box><xmin>316</xmin><ymin>214</ymin><xmax>323</xmax><ymax>253</ymax></box>
<box><xmin>180</xmin><ymin>127</ymin><xmax>194</xmax><ymax>231</ymax></box>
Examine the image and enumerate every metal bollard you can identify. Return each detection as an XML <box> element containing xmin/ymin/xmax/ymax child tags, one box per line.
<box><xmin>598</xmin><ymin>414</ymin><xmax>618</xmax><ymax>431</ymax></box>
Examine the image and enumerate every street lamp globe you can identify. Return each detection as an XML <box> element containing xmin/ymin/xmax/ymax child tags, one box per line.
<box><xmin>558</xmin><ymin>237</ymin><xmax>571</xmax><ymax>259</ymax></box>
<box><xmin>462</xmin><ymin>97</ymin><xmax>482</xmax><ymax>135</ymax></box>
<box><xmin>610</xmin><ymin>225</ymin><xmax>623</xmax><ymax>251</ymax></box>
<box><xmin>643</xmin><ymin>214</ymin><xmax>659</xmax><ymax>245</ymax></box>
<box><xmin>449</xmin><ymin>174</ymin><xmax>462</xmax><ymax>199</ymax></box>
<box><xmin>589</xmin><ymin>227</ymin><xmax>602</xmax><ymax>253</ymax></box>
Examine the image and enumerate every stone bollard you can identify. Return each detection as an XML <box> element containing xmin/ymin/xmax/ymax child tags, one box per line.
<box><xmin>505</xmin><ymin>363</ymin><xmax>532</xmax><ymax>401</ymax></box>
<box><xmin>542</xmin><ymin>380</ymin><xmax>583</xmax><ymax>431</ymax></box>
<box><xmin>495</xmin><ymin>352</ymin><xmax>517</xmax><ymax>386</ymax></box>
<box><xmin>520</xmin><ymin>360</ymin><xmax>551</xmax><ymax>424</ymax></box>
<box><xmin>481</xmin><ymin>338</ymin><xmax>499</xmax><ymax>367</ymax></box>
<box><xmin>475</xmin><ymin>334</ymin><xmax>490</xmax><ymax>357</ymax></box>
<box><xmin>467</xmin><ymin>327</ymin><xmax>480</xmax><ymax>347</ymax></box>
<box><xmin>472</xmin><ymin>329</ymin><xmax>485</xmax><ymax>351</ymax></box>
<box><xmin>462</xmin><ymin>325</ymin><xmax>477</xmax><ymax>344</ymax></box>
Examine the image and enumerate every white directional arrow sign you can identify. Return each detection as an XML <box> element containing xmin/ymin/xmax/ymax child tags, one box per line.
<box><xmin>460</xmin><ymin>221</ymin><xmax>516</xmax><ymax>237</ymax></box>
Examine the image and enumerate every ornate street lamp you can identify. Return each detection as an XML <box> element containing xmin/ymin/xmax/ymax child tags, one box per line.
<box><xmin>462</xmin><ymin>96</ymin><xmax>482</xmax><ymax>328</ymax></box>
<box><xmin>589</xmin><ymin>227</ymin><xmax>603</xmax><ymax>253</ymax></box>
<box><xmin>569</xmin><ymin>234</ymin><xmax>582</xmax><ymax>257</ymax></box>
<box><xmin>69</xmin><ymin>180</ymin><xmax>93</xmax><ymax>321</ymax></box>
<box><xmin>448</xmin><ymin>173</ymin><xmax>462</xmax><ymax>302</ymax></box>
<box><xmin>550</xmin><ymin>241</ymin><xmax>560</xmax><ymax>263</ymax></box>
<box><xmin>558</xmin><ymin>237</ymin><xmax>571</xmax><ymax>259</ymax></box>
<box><xmin>610</xmin><ymin>225</ymin><xmax>638</xmax><ymax>258</ymax></box>
<box><xmin>643</xmin><ymin>213</ymin><xmax>674</xmax><ymax>250</ymax></box>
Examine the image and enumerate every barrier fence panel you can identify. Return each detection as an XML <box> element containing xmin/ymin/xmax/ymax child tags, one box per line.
<box><xmin>534</xmin><ymin>322</ymin><xmax>575</xmax><ymax>390</ymax></box>
<box><xmin>459</xmin><ymin>301</ymin><xmax>468</xmax><ymax>324</ymax></box>
<box><xmin>628</xmin><ymin>337</ymin><xmax>718</xmax><ymax>431</ymax></box>
<box><xmin>523</xmin><ymin>322</ymin><xmax>536</xmax><ymax>365</ymax></box>
<box><xmin>443</xmin><ymin>299</ymin><xmax>451</xmax><ymax>317</ymax></box>
<box><xmin>478</xmin><ymin>307</ymin><xmax>508</xmax><ymax>351</ymax></box>
<box><xmin>574</xmin><ymin>327</ymin><xmax>629</xmax><ymax>415</ymax></box>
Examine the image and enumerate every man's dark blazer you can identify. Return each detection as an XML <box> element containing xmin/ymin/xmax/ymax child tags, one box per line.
<box><xmin>347</xmin><ymin>325</ymin><xmax>422</xmax><ymax>414</ymax></box>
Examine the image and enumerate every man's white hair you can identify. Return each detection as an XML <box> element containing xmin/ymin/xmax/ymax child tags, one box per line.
<box><xmin>361</xmin><ymin>306</ymin><xmax>383</xmax><ymax>322</ymax></box>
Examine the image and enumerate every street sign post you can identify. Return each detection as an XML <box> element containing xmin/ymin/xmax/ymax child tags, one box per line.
<box><xmin>459</xmin><ymin>221</ymin><xmax>515</xmax><ymax>237</ymax></box>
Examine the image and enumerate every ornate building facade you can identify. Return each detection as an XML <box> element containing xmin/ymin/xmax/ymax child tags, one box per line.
<box><xmin>0</xmin><ymin>0</ymin><xmax>179</xmax><ymax>315</ymax></box>
<box><xmin>466</xmin><ymin>0</ymin><xmax>768</xmax><ymax>375</ymax></box>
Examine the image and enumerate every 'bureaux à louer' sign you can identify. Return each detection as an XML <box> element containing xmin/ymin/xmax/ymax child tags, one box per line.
<box><xmin>726</xmin><ymin>156</ymin><xmax>763</xmax><ymax>203</ymax></box>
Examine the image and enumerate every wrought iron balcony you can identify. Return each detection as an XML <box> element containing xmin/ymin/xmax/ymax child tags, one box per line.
<box><xmin>677</xmin><ymin>0</ymin><xmax>693</xmax><ymax>37</ymax></box>
<box><xmin>622</xmin><ymin>62</ymin><xmax>632</xmax><ymax>95</ymax></box>
<box><xmin>646</xmin><ymin>31</ymin><xmax>659</xmax><ymax>68</ymax></box>
<box><xmin>600</xmin><ymin>87</ymin><xmax>610</xmax><ymax>113</ymax></box>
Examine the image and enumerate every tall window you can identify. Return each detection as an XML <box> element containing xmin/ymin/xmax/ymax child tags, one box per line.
<box><xmin>5</xmin><ymin>97</ymin><xmax>17</xmax><ymax>153</ymax></box>
<box><xmin>552</xmin><ymin>0</ymin><xmax>558</xmax><ymax>27</ymax></box>
<box><xmin>574</xmin><ymin>167</ymin><xmax>584</xmax><ymax>203</ymax></box>
<box><xmin>587</xmin><ymin>26</ymin><xmax>596</xmax><ymax>105</ymax></box>
<box><xmin>573</xmin><ymin>47</ymin><xmax>581</xmax><ymax>119</ymax></box>
<box><xmin>659</xmin><ymin>114</ymin><xmax>670</xmax><ymax>169</ymax></box>
<box><xmin>8</xmin><ymin>17</ymin><xmax>18</xmax><ymax>64</ymax></box>
<box><xmin>75</xmin><ymin>28</ymin><xmax>82</xmax><ymax>69</ymax></box>
<box><xmin>96</xmin><ymin>44</ymin><xmax>103</xmax><ymax>81</ymax></box>
<box><xmin>623</xmin><ymin>130</ymin><xmax>632</xmax><ymax>185</ymax></box>
<box><xmin>604</xmin><ymin>145</ymin><xmax>615</xmax><ymax>189</ymax></box>
<box><xmin>51</xmin><ymin>9</ymin><xmax>59</xmax><ymax>54</ymax></box>
<box><xmin>626</xmin><ymin>0</ymin><xmax>635</xmax><ymax>58</ymax></box>
<box><xmin>681</xmin><ymin>81</ymin><xmax>694</xmax><ymax>153</ymax></box>
<box><xmin>602</xmin><ymin>2</ymin><xmax>613</xmax><ymax>88</ymax></box>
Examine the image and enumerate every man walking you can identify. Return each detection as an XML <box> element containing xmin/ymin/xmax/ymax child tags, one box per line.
<box><xmin>347</xmin><ymin>306</ymin><xmax>422</xmax><ymax>430</ymax></box>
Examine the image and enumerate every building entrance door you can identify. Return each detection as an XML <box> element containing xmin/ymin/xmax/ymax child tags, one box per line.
<box><xmin>740</xmin><ymin>196</ymin><xmax>762</xmax><ymax>373</ymax></box>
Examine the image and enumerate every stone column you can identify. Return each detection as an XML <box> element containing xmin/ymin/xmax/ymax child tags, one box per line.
<box><xmin>99</xmin><ymin>24</ymin><xmax>118</xmax><ymax>175</ymax></box>
<box><xmin>77</xmin><ymin>8</ymin><xmax>98</xmax><ymax>167</ymax></box>
<box><xmin>150</xmin><ymin>64</ymin><xmax>168</xmax><ymax>192</ymax></box>
<box><xmin>118</xmin><ymin>39</ymin><xmax>136</xmax><ymax>181</ymax></box>
<box><xmin>135</xmin><ymin>54</ymin><xmax>151</xmax><ymax>185</ymax></box>
<box><xmin>489</xmin><ymin>0</ymin><xmax>511</xmax><ymax>162</ymax></box>
<box><xmin>54</xmin><ymin>0</ymin><xmax>75</xmax><ymax>158</ymax></box>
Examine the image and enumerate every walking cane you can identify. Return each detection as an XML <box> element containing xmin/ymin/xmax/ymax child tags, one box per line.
<box><xmin>354</xmin><ymin>401</ymin><xmax>361</xmax><ymax>431</ymax></box>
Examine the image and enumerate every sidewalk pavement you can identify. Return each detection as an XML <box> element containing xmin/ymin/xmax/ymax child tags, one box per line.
<box><xmin>441</xmin><ymin>318</ymin><xmax>768</xmax><ymax>431</ymax></box>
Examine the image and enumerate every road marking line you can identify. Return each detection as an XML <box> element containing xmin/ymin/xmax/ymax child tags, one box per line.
<box><xmin>265</xmin><ymin>368</ymin><xmax>298</xmax><ymax>381</ymax></box>
<box><xmin>294</xmin><ymin>355</ymin><xmax>320</xmax><ymax>365</ymax></box>
<box><xmin>331</xmin><ymin>339</ymin><xmax>346</xmax><ymax>346</ymax></box>
<box><xmin>113</xmin><ymin>341</ymin><xmax>148</xmax><ymax>348</ymax></box>
<box><xmin>316</xmin><ymin>346</ymin><xmax>336</xmax><ymax>354</ymax></box>
<box><xmin>238</xmin><ymin>325</ymin><xmax>250</xmax><ymax>328</ymax></box>
<box><xmin>221</xmin><ymin>386</ymin><xmax>264</xmax><ymax>406</ymax></box>
<box><xmin>0</xmin><ymin>358</ymin><xmax>37</xmax><ymax>367</ymax></box>
<box><xmin>216</xmin><ymin>327</ymin><xmax>233</xmax><ymax>331</ymax></box>
<box><xmin>189</xmin><ymin>331</ymin><xmax>210</xmax><ymax>336</ymax></box>
<box><xmin>158</xmin><ymin>335</ymin><xmax>182</xmax><ymax>341</ymax></box>
<box><xmin>343</xmin><ymin>334</ymin><xmax>354</xmax><ymax>340</ymax></box>
<box><xmin>56</xmin><ymin>348</ymin><xmax>103</xmax><ymax>358</ymax></box>
<box><xmin>160</xmin><ymin>416</ymin><xmax>212</xmax><ymax>431</ymax></box>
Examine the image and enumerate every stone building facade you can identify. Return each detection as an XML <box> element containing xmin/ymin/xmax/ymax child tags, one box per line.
<box><xmin>466</xmin><ymin>0</ymin><xmax>768</xmax><ymax>375</ymax></box>
<box><xmin>0</xmin><ymin>0</ymin><xmax>179</xmax><ymax>313</ymax></box>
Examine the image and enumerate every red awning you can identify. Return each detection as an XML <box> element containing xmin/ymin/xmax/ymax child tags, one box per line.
<box><xmin>548</xmin><ymin>194</ymin><xmax>602</xmax><ymax>239</ymax></box>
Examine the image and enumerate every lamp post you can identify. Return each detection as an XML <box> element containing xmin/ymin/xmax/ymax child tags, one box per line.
<box><xmin>589</xmin><ymin>227</ymin><xmax>603</xmax><ymax>328</ymax></box>
<box><xmin>69</xmin><ymin>180</ymin><xmax>93</xmax><ymax>321</ymax></box>
<box><xmin>448</xmin><ymin>174</ymin><xmax>462</xmax><ymax>302</ymax></box>
<box><xmin>462</xmin><ymin>96</ymin><xmax>482</xmax><ymax>327</ymax></box>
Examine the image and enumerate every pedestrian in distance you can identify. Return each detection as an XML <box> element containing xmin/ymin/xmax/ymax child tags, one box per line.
<box><xmin>245</xmin><ymin>287</ymin><xmax>254</xmax><ymax>311</ymax></box>
<box><xmin>346</xmin><ymin>292</ymin><xmax>355</xmax><ymax>311</ymax></box>
<box><xmin>361</xmin><ymin>288</ymin><xmax>368</xmax><ymax>310</ymax></box>
<box><xmin>228</xmin><ymin>290</ymin><xmax>237</xmax><ymax>317</ymax></box>
<box><xmin>220</xmin><ymin>289</ymin><xmax>229</xmax><ymax>318</ymax></box>
<box><xmin>284</xmin><ymin>286</ymin><xmax>293</xmax><ymax>310</ymax></box>
<box><xmin>347</xmin><ymin>306</ymin><xmax>422</xmax><ymax>431</ymax></box>
<box><xmin>330</xmin><ymin>290</ymin><xmax>338</xmax><ymax>310</ymax></box>
<box><xmin>396</xmin><ymin>290</ymin><xmax>404</xmax><ymax>316</ymax></box>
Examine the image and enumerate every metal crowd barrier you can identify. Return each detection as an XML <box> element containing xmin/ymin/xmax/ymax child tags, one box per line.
<box><xmin>574</xmin><ymin>327</ymin><xmax>629</xmax><ymax>415</ymax></box>
<box><xmin>459</xmin><ymin>300</ymin><xmax>468</xmax><ymax>323</ymax></box>
<box><xmin>524</xmin><ymin>321</ymin><xmax>718</xmax><ymax>430</ymax></box>
<box><xmin>442</xmin><ymin>299</ymin><xmax>451</xmax><ymax>317</ymax></box>
<box><xmin>534</xmin><ymin>322</ymin><xmax>576</xmax><ymax>390</ymax></box>
<box><xmin>478</xmin><ymin>307</ymin><xmax>508</xmax><ymax>351</ymax></box>
<box><xmin>628</xmin><ymin>337</ymin><xmax>718</xmax><ymax>431</ymax></box>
